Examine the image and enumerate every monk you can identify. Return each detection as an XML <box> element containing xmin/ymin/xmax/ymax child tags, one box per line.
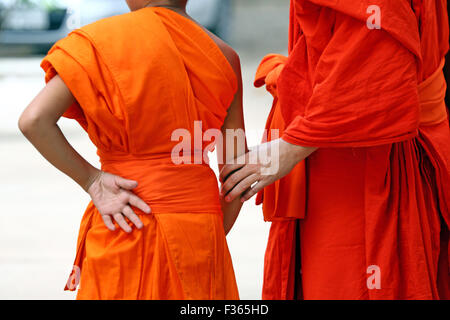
<box><xmin>221</xmin><ymin>0</ymin><xmax>450</xmax><ymax>299</ymax></box>
<box><xmin>18</xmin><ymin>0</ymin><xmax>245</xmax><ymax>300</ymax></box>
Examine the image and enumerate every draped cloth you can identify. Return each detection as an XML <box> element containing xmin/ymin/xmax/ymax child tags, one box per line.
<box><xmin>254</xmin><ymin>54</ymin><xmax>306</xmax><ymax>222</ymax></box>
<box><xmin>259</xmin><ymin>0</ymin><xmax>450</xmax><ymax>299</ymax></box>
<box><xmin>41</xmin><ymin>7</ymin><xmax>239</xmax><ymax>299</ymax></box>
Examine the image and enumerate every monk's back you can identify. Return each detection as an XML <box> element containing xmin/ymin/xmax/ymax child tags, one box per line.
<box><xmin>69</xmin><ymin>7</ymin><xmax>237</xmax><ymax>157</ymax></box>
<box><xmin>42</xmin><ymin>7</ymin><xmax>238</xmax><ymax>214</ymax></box>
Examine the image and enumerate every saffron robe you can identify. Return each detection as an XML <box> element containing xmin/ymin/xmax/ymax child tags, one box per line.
<box><xmin>41</xmin><ymin>7</ymin><xmax>239</xmax><ymax>300</ymax></box>
<box><xmin>259</xmin><ymin>0</ymin><xmax>450</xmax><ymax>299</ymax></box>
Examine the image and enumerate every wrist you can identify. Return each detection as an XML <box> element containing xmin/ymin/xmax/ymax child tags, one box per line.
<box><xmin>280</xmin><ymin>138</ymin><xmax>317</xmax><ymax>162</ymax></box>
<box><xmin>83</xmin><ymin>167</ymin><xmax>102</xmax><ymax>192</ymax></box>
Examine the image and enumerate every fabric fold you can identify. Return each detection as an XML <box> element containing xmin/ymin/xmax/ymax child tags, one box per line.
<box><xmin>261</xmin><ymin>0</ymin><xmax>449</xmax><ymax>300</ymax></box>
<box><xmin>42</xmin><ymin>7</ymin><xmax>239</xmax><ymax>300</ymax></box>
<box><xmin>254</xmin><ymin>54</ymin><xmax>306</xmax><ymax>221</ymax></box>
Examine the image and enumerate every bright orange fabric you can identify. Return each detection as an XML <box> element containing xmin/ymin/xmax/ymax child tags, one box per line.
<box><xmin>41</xmin><ymin>7</ymin><xmax>239</xmax><ymax>300</ymax></box>
<box><xmin>261</xmin><ymin>0</ymin><xmax>450</xmax><ymax>300</ymax></box>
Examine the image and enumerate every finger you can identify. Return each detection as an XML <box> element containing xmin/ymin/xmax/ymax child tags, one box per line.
<box><xmin>224</xmin><ymin>173</ymin><xmax>260</xmax><ymax>202</ymax></box>
<box><xmin>101</xmin><ymin>215</ymin><xmax>116</xmax><ymax>232</ymax></box>
<box><xmin>116</xmin><ymin>176</ymin><xmax>139</xmax><ymax>190</ymax></box>
<box><xmin>219</xmin><ymin>162</ymin><xmax>246</xmax><ymax>183</ymax></box>
<box><xmin>241</xmin><ymin>180</ymin><xmax>267</xmax><ymax>202</ymax></box>
<box><xmin>113</xmin><ymin>213</ymin><xmax>132</xmax><ymax>233</ymax></box>
<box><xmin>220</xmin><ymin>165</ymin><xmax>254</xmax><ymax>196</ymax></box>
<box><xmin>128</xmin><ymin>193</ymin><xmax>151</xmax><ymax>214</ymax></box>
<box><xmin>122</xmin><ymin>205</ymin><xmax>144</xmax><ymax>229</ymax></box>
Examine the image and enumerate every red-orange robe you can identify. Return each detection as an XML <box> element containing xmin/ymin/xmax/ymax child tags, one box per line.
<box><xmin>258</xmin><ymin>0</ymin><xmax>450</xmax><ymax>299</ymax></box>
<box><xmin>41</xmin><ymin>7</ymin><xmax>239</xmax><ymax>300</ymax></box>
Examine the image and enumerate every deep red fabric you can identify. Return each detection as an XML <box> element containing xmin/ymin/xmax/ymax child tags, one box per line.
<box><xmin>261</xmin><ymin>0</ymin><xmax>450</xmax><ymax>299</ymax></box>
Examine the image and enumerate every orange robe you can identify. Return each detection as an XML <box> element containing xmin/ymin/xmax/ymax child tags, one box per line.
<box><xmin>259</xmin><ymin>0</ymin><xmax>450</xmax><ymax>299</ymax></box>
<box><xmin>41</xmin><ymin>7</ymin><xmax>239</xmax><ymax>300</ymax></box>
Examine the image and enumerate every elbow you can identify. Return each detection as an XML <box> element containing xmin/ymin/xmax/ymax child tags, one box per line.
<box><xmin>18</xmin><ymin>109</ymin><xmax>43</xmax><ymax>137</ymax></box>
<box><xmin>18</xmin><ymin>112</ymin><xmax>33</xmax><ymax>137</ymax></box>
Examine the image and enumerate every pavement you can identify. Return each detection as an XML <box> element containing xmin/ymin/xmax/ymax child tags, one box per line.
<box><xmin>0</xmin><ymin>0</ymin><xmax>290</xmax><ymax>300</ymax></box>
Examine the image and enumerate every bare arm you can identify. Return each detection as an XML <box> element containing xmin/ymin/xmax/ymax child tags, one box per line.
<box><xmin>19</xmin><ymin>75</ymin><xmax>100</xmax><ymax>190</ymax></box>
<box><xmin>19</xmin><ymin>75</ymin><xmax>150</xmax><ymax>233</ymax></box>
<box><xmin>218</xmin><ymin>53</ymin><xmax>247</xmax><ymax>235</ymax></box>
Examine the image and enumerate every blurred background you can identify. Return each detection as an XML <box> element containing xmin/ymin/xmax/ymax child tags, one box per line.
<box><xmin>0</xmin><ymin>0</ymin><xmax>289</xmax><ymax>299</ymax></box>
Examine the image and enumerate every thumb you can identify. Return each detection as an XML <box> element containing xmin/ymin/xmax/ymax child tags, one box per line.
<box><xmin>115</xmin><ymin>176</ymin><xmax>138</xmax><ymax>190</ymax></box>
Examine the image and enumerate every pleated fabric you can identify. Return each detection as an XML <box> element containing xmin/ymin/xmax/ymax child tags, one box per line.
<box><xmin>259</xmin><ymin>0</ymin><xmax>449</xmax><ymax>300</ymax></box>
<box><xmin>41</xmin><ymin>7</ymin><xmax>239</xmax><ymax>300</ymax></box>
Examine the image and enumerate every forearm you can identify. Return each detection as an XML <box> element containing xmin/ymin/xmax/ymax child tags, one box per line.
<box><xmin>20</xmin><ymin>119</ymin><xmax>99</xmax><ymax>191</ymax></box>
<box><xmin>280</xmin><ymin>137</ymin><xmax>318</xmax><ymax>162</ymax></box>
<box><xmin>19</xmin><ymin>75</ymin><xmax>100</xmax><ymax>191</ymax></box>
<box><xmin>221</xmin><ymin>197</ymin><xmax>242</xmax><ymax>235</ymax></box>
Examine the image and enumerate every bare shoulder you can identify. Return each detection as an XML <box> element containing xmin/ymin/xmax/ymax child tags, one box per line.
<box><xmin>201</xmin><ymin>28</ymin><xmax>241</xmax><ymax>79</ymax></box>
